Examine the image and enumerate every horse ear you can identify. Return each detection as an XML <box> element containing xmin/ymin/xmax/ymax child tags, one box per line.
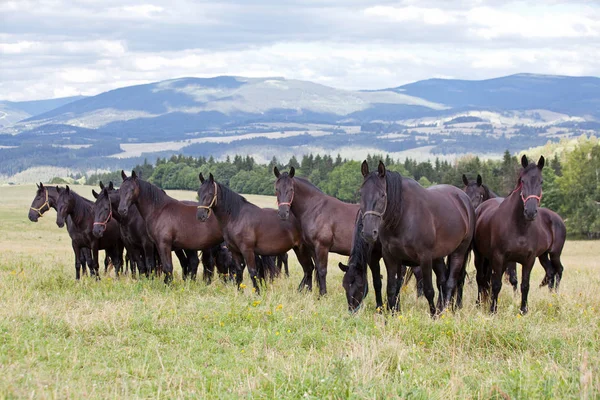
<box><xmin>209</xmin><ymin>173</ymin><xmax>214</xmax><ymax>182</ymax></box>
<box><xmin>273</xmin><ymin>166</ymin><xmax>280</xmax><ymax>178</ymax></box>
<box><xmin>65</xmin><ymin>185</ymin><xmax>70</xmax><ymax>194</ymax></box>
<box><xmin>338</xmin><ymin>262</ymin><xmax>349</xmax><ymax>273</ymax></box>
<box><xmin>99</xmin><ymin>181</ymin><xmax>105</xmax><ymax>190</ymax></box>
<box><xmin>121</xmin><ymin>170</ymin><xmax>128</xmax><ymax>180</ymax></box>
<box><xmin>199</xmin><ymin>173</ymin><xmax>205</xmax><ymax>183</ymax></box>
<box><xmin>377</xmin><ymin>160</ymin><xmax>386</xmax><ymax>177</ymax></box>
<box><xmin>537</xmin><ymin>156</ymin><xmax>545</xmax><ymax>170</ymax></box>
<box><xmin>92</xmin><ymin>189</ymin><xmax>99</xmax><ymax>199</ymax></box>
<box><xmin>131</xmin><ymin>170</ymin><xmax>137</xmax><ymax>179</ymax></box>
<box><xmin>109</xmin><ymin>181</ymin><xmax>114</xmax><ymax>190</ymax></box>
<box><xmin>462</xmin><ymin>174</ymin><xmax>469</xmax><ymax>186</ymax></box>
<box><xmin>521</xmin><ymin>155</ymin><xmax>528</xmax><ymax>168</ymax></box>
<box><xmin>36</xmin><ymin>182</ymin><xmax>40</xmax><ymax>189</ymax></box>
<box><xmin>477</xmin><ymin>174</ymin><xmax>483</xmax><ymax>186</ymax></box>
<box><xmin>289</xmin><ymin>166</ymin><xmax>295</xmax><ymax>178</ymax></box>
<box><xmin>361</xmin><ymin>160</ymin><xmax>369</xmax><ymax>177</ymax></box>
<box><xmin>40</xmin><ymin>182</ymin><xmax>44</xmax><ymax>189</ymax></box>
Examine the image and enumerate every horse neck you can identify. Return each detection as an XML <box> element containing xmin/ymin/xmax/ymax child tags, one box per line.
<box><xmin>484</xmin><ymin>185</ymin><xmax>499</xmax><ymax>199</ymax></box>
<box><xmin>134</xmin><ymin>180</ymin><xmax>174</xmax><ymax>219</ymax></box>
<box><xmin>69</xmin><ymin>192</ymin><xmax>93</xmax><ymax>228</ymax></box>
<box><xmin>212</xmin><ymin>183</ymin><xmax>250</xmax><ymax>224</ymax></box>
<box><xmin>503</xmin><ymin>189</ymin><xmax>531</xmax><ymax>230</ymax></box>
<box><xmin>290</xmin><ymin>179</ymin><xmax>321</xmax><ymax>216</ymax></box>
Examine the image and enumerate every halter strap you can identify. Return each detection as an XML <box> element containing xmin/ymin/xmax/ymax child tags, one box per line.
<box><xmin>30</xmin><ymin>188</ymin><xmax>50</xmax><ymax>216</ymax></box>
<box><xmin>512</xmin><ymin>181</ymin><xmax>543</xmax><ymax>206</ymax></box>
<box><xmin>197</xmin><ymin>181</ymin><xmax>218</xmax><ymax>216</ymax></box>
<box><xmin>93</xmin><ymin>208</ymin><xmax>112</xmax><ymax>228</ymax></box>
<box><xmin>362</xmin><ymin>195</ymin><xmax>387</xmax><ymax>220</ymax></box>
<box><xmin>277</xmin><ymin>190</ymin><xmax>294</xmax><ymax>208</ymax></box>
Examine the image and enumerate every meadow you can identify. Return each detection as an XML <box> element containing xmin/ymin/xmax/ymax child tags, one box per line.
<box><xmin>0</xmin><ymin>184</ymin><xmax>598</xmax><ymax>399</ymax></box>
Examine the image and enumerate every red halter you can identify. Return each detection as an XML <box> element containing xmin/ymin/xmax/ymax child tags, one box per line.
<box><xmin>277</xmin><ymin>190</ymin><xmax>294</xmax><ymax>208</ymax></box>
<box><xmin>513</xmin><ymin>181</ymin><xmax>542</xmax><ymax>205</ymax></box>
<box><xmin>93</xmin><ymin>208</ymin><xmax>112</xmax><ymax>228</ymax></box>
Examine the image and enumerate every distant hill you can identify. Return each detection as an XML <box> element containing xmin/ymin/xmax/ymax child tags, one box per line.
<box><xmin>1</xmin><ymin>73</ymin><xmax>599</xmax><ymax>181</ymax></box>
<box><xmin>390</xmin><ymin>74</ymin><xmax>600</xmax><ymax>118</ymax></box>
<box><xmin>0</xmin><ymin>96</ymin><xmax>86</xmax><ymax>127</ymax></box>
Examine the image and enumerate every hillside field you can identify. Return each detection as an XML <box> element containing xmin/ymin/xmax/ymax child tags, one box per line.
<box><xmin>0</xmin><ymin>184</ymin><xmax>598</xmax><ymax>398</ymax></box>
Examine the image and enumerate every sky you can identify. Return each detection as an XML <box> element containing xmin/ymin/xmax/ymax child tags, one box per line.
<box><xmin>1</xmin><ymin>0</ymin><xmax>599</xmax><ymax>101</ymax></box>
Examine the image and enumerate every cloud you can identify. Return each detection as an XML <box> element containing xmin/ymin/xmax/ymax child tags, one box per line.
<box><xmin>0</xmin><ymin>0</ymin><xmax>598</xmax><ymax>101</ymax></box>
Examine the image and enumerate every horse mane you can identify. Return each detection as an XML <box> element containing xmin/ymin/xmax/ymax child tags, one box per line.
<box><xmin>383</xmin><ymin>171</ymin><xmax>404</xmax><ymax>230</ymax></box>
<box><xmin>136</xmin><ymin>178</ymin><xmax>172</xmax><ymax>209</ymax></box>
<box><xmin>216</xmin><ymin>182</ymin><xmax>251</xmax><ymax>219</ymax></box>
<box><xmin>291</xmin><ymin>175</ymin><xmax>324</xmax><ymax>194</ymax></box>
<box><xmin>67</xmin><ymin>189</ymin><xmax>94</xmax><ymax>225</ymax></box>
<box><xmin>348</xmin><ymin>210</ymin><xmax>371</xmax><ymax>272</ymax></box>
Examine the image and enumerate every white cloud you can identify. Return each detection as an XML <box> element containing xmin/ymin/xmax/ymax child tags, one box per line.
<box><xmin>0</xmin><ymin>1</ymin><xmax>598</xmax><ymax>101</ymax></box>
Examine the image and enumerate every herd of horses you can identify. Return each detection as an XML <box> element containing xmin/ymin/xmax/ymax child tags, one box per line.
<box><xmin>28</xmin><ymin>154</ymin><xmax>566</xmax><ymax>316</ymax></box>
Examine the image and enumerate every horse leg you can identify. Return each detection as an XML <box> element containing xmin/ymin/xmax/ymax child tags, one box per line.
<box><xmin>433</xmin><ymin>257</ymin><xmax>448</xmax><ymax>311</ymax></box>
<box><xmin>201</xmin><ymin>250</ymin><xmax>213</xmax><ymax>284</ymax></box>
<box><xmin>159</xmin><ymin>243</ymin><xmax>174</xmax><ymax>284</ymax></box>
<box><xmin>474</xmin><ymin>249</ymin><xmax>488</xmax><ymax>306</ymax></box>
<box><xmin>412</xmin><ymin>265</ymin><xmax>424</xmax><ymax>297</ymax></box>
<box><xmin>520</xmin><ymin>258</ymin><xmax>535</xmax><ymax>315</ymax></box>
<box><xmin>368</xmin><ymin>254</ymin><xmax>384</xmax><ymax>310</ymax></box>
<box><xmin>174</xmin><ymin>249</ymin><xmax>189</xmax><ymax>280</ymax></box>
<box><xmin>537</xmin><ymin>252</ymin><xmax>554</xmax><ymax>290</ymax></box>
<box><xmin>293</xmin><ymin>246</ymin><xmax>314</xmax><ymax>292</ymax></box>
<box><xmin>549</xmin><ymin>252</ymin><xmax>564</xmax><ymax>292</ymax></box>
<box><xmin>314</xmin><ymin>245</ymin><xmax>329</xmax><ymax>296</ymax></box>
<box><xmin>382</xmin><ymin>253</ymin><xmax>400</xmax><ymax>312</ymax></box>
<box><xmin>72</xmin><ymin>243</ymin><xmax>82</xmax><ymax>280</ymax></box>
<box><xmin>91</xmin><ymin>244</ymin><xmax>101</xmax><ymax>280</ymax></box>
<box><xmin>420</xmin><ymin>259</ymin><xmax>437</xmax><ymax>317</ymax></box>
<box><xmin>241</xmin><ymin>249</ymin><xmax>260</xmax><ymax>294</ymax></box>
<box><xmin>505</xmin><ymin>262</ymin><xmax>518</xmax><ymax>293</ymax></box>
<box><xmin>187</xmin><ymin>250</ymin><xmax>199</xmax><ymax>281</ymax></box>
<box><xmin>282</xmin><ymin>254</ymin><xmax>289</xmax><ymax>277</ymax></box>
<box><xmin>489</xmin><ymin>255</ymin><xmax>505</xmax><ymax>314</ymax></box>
<box><xmin>113</xmin><ymin>246</ymin><xmax>124</xmax><ymax>278</ymax></box>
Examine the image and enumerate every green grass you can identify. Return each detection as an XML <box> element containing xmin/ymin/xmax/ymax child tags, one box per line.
<box><xmin>0</xmin><ymin>184</ymin><xmax>599</xmax><ymax>398</ymax></box>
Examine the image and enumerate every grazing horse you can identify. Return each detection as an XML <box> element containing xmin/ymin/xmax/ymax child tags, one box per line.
<box><xmin>196</xmin><ymin>173</ymin><xmax>314</xmax><ymax>293</ymax></box>
<box><xmin>463</xmin><ymin>174</ymin><xmax>565</xmax><ymax>291</ymax></box>
<box><xmin>117</xmin><ymin>170</ymin><xmax>223</xmax><ymax>283</ymax></box>
<box><xmin>474</xmin><ymin>155</ymin><xmax>566</xmax><ymax>314</ymax></box>
<box><xmin>55</xmin><ymin>185</ymin><xmax>123</xmax><ymax>278</ymax></box>
<box><xmin>28</xmin><ymin>183</ymin><xmax>93</xmax><ymax>279</ymax></box>
<box><xmin>360</xmin><ymin>161</ymin><xmax>475</xmax><ymax>316</ymax></box>
<box><xmin>273</xmin><ymin>166</ymin><xmax>382</xmax><ymax>296</ymax></box>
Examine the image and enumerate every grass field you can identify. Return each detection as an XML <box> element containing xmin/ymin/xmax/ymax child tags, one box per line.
<box><xmin>0</xmin><ymin>184</ymin><xmax>599</xmax><ymax>399</ymax></box>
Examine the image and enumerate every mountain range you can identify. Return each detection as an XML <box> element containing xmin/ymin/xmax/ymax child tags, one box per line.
<box><xmin>1</xmin><ymin>73</ymin><xmax>599</xmax><ymax>183</ymax></box>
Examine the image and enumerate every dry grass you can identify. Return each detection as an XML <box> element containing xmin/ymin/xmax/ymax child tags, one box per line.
<box><xmin>0</xmin><ymin>184</ymin><xmax>599</xmax><ymax>398</ymax></box>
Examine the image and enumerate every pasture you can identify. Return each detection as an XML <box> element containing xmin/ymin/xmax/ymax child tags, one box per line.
<box><xmin>0</xmin><ymin>184</ymin><xmax>598</xmax><ymax>398</ymax></box>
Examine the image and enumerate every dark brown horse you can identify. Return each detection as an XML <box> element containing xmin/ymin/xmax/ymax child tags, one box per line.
<box><xmin>473</xmin><ymin>155</ymin><xmax>566</xmax><ymax>314</ymax></box>
<box><xmin>463</xmin><ymin>174</ymin><xmax>564</xmax><ymax>291</ymax></box>
<box><xmin>28</xmin><ymin>183</ymin><xmax>94</xmax><ymax>279</ymax></box>
<box><xmin>118</xmin><ymin>170</ymin><xmax>223</xmax><ymax>283</ymax></box>
<box><xmin>55</xmin><ymin>185</ymin><xmax>123</xmax><ymax>278</ymax></box>
<box><xmin>360</xmin><ymin>161</ymin><xmax>475</xmax><ymax>316</ymax></box>
<box><xmin>196</xmin><ymin>173</ymin><xmax>314</xmax><ymax>293</ymax></box>
<box><xmin>273</xmin><ymin>166</ymin><xmax>382</xmax><ymax>297</ymax></box>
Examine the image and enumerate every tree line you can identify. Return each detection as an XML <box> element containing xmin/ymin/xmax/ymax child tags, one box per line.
<box><xmin>86</xmin><ymin>136</ymin><xmax>600</xmax><ymax>238</ymax></box>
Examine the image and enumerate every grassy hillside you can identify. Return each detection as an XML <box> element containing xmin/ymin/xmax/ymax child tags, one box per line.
<box><xmin>0</xmin><ymin>185</ymin><xmax>598</xmax><ymax>398</ymax></box>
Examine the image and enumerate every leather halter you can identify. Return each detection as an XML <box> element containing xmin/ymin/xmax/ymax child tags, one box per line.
<box><xmin>362</xmin><ymin>195</ymin><xmax>387</xmax><ymax>219</ymax></box>
<box><xmin>277</xmin><ymin>190</ymin><xmax>294</xmax><ymax>208</ymax></box>
<box><xmin>93</xmin><ymin>208</ymin><xmax>112</xmax><ymax>229</ymax></box>
<box><xmin>197</xmin><ymin>181</ymin><xmax>218</xmax><ymax>216</ymax></box>
<box><xmin>30</xmin><ymin>188</ymin><xmax>50</xmax><ymax>216</ymax></box>
<box><xmin>513</xmin><ymin>181</ymin><xmax>542</xmax><ymax>206</ymax></box>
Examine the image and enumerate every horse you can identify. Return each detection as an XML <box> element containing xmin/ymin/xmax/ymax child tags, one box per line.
<box><xmin>92</xmin><ymin>182</ymin><xmax>156</xmax><ymax>277</ymax></box>
<box><xmin>276</xmin><ymin>253</ymin><xmax>289</xmax><ymax>277</ymax></box>
<box><xmin>118</xmin><ymin>170</ymin><xmax>223</xmax><ymax>283</ymax></box>
<box><xmin>463</xmin><ymin>174</ymin><xmax>565</xmax><ymax>291</ymax></box>
<box><xmin>473</xmin><ymin>155</ymin><xmax>566</xmax><ymax>314</ymax></box>
<box><xmin>55</xmin><ymin>185</ymin><xmax>123</xmax><ymax>278</ymax></box>
<box><xmin>196</xmin><ymin>172</ymin><xmax>314</xmax><ymax>293</ymax></box>
<box><xmin>273</xmin><ymin>166</ymin><xmax>382</xmax><ymax>297</ymax></box>
<box><xmin>360</xmin><ymin>161</ymin><xmax>475</xmax><ymax>316</ymax></box>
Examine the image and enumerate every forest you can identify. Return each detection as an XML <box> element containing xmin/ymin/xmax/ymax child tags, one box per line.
<box><xmin>85</xmin><ymin>136</ymin><xmax>600</xmax><ymax>238</ymax></box>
